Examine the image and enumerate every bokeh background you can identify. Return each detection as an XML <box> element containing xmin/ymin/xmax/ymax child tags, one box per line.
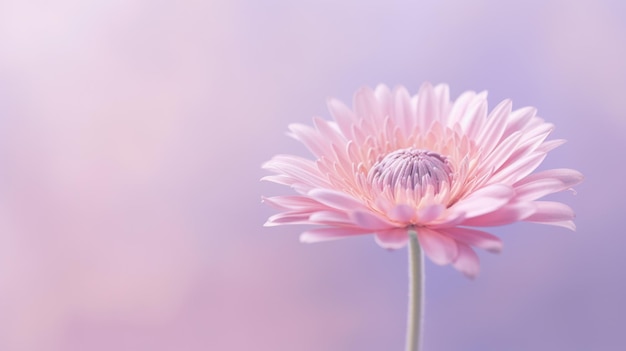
<box><xmin>0</xmin><ymin>0</ymin><xmax>623</xmax><ymax>350</ymax></box>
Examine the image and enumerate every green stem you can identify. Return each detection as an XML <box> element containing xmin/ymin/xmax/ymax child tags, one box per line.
<box><xmin>406</xmin><ymin>228</ymin><xmax>424</xmax><ymax>351</ymax></box>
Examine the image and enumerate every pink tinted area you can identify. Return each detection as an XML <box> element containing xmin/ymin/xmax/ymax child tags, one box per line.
<box><xmin>0</xmin><ymin>1</ymin><xmax>623</xmax><ymax>351</ymax></box>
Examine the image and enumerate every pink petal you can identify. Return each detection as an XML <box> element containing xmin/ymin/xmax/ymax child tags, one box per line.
<box><xmin>260</xmin><ymin>174</ymin><xmax>299</xmax><ymax>188</ymax></box>
<box><xmin>354</xmin><ymin>87</ymin><xmax>382</xmax><ymax>135</ymax></box>
<box><xmin>537</xmin><ymin>139</ymin><xmax>566</xmax><ymax>152</ymax></box>
<box><xmin>527</xmin><ymin>201</ymin><xmax>575</xmax><ymax>220</ymax></box>
<box><xmin>429</xmin><ymin>209</ymin><xmax>466</xmax><ymax>228</ymax></box>
<box><xmin>329</xmin><ymin>143</ymin><xmax>352</xmax><ymax>175</ymax></box>
<box><xmin>451</xmin><ymin>184</ymin><xmax>514</xmax><ymax>219</ymax></box>
<box><xmin>476</xmin><ymin>99</ymin><xmax>512</xmax><ymax>154</ymax></box>
<box><xmin>534</xmin><ymin>220</ymin><xmax>576</xmax><ymax>231</ymax></box>
<box><xmin>493</xmin><ymin>127</ymin><xmax>551</xmax><ymax>173</ymax></box>
<box><xmin>345</xmin><ymin>140</ymin><xmax>361</xmax><ymax>164</ymax></box>
<box><xmin>447</xmin><ymin>90</ymin><xmax>477</xmax><ymax>126</ymax></box>
<box><xmin>287</xmin><ymin>123</ymin><xmax>331</xmax><ymax>158</ymax></box>
<box><xmin>394</xmin><ymin>86</ymin><xmax>415</xmax><ymax>138</ymax></box>
<box><xmin>262</xmin><ymin>155</ymin><xmax>329</xmax><ymax>188</ymax></box>
<box><xmin>264</xmin><ymin>212</ymin><xmax>312</xmax><ymax>226</ymax></box>
<box><xmin>445</xmin><ymin>91</ymin><xmax>487</xmax><ymax>138</ymax></box>
<box><xmin>351</xmin><ymin>210</ymin><xmax>395</xmax><ymax>230</ymax></box>
<box><xmin>416</xmin><ymin>204</ymin><xmax>445</xmax><ymax>223</ymax></box>
<box><xmin>327</xmin><ymin>98</ymin><xmax>356</xmax><ymax>139</ymax></box>
<box><xmin>300</xmin><ymin>227</ymin><xmax>372</xmax><ymax>243</ymax></box>
<box><xmin>460</xmin><ymin>96</ymin><xmax>488</xmax><ymax>139</ymax></box>
<box><xmin>514</xmin><ymin>168</ymin><xmax>584</xmax><ymax>188</ymax></box>
<box><xmin>417</xmin><ymin>227</ymin><xmax>458</xmax><ymax>265</ymax></box>
<box><xmin>313</xmin><ymin>116</ymin><xmax>347</xmax><ymax>147</ymax></box>
<box><xmin>459</xmin><ymin>202</ymin><xmax>535</xmax><ymax>227</ymax></box>
<box><xmin>308</xmin><ymin>188</ymin><xmax>365</xmax><ymax>211</ymax></box>
<box><xmin>389</xmin><ymin>204</ymin><xmax>416</xmax><ymax>223</ymax></box>
<box><xmin>309</xmin><ymin>211</ymin><xmax>353</xmax><ymax>226</ymax></box>
<box><xmin>525</xmin><ymin>119</ymin><xmax>554</xmax><ymax>139</ymax></box>
<box><xmin>452</xmin><ymin>243</ymin><xmax>480</xmax><ymax>279</ymax></box>
<box><xmin>375</xmin><ymin>228</ymin><xmax>410</xmax><ymax>249</ymax></box>
<box><xmin>374</xmin><ymin>84</ymin><xmax>393</xmax><ymax>119</ymax></box>
<box><xmin>514</xmin><ymin>178</ymin><xmax>567</xmax><ymax>202</ymax></box>
<box><xmin>502</xmin><ymin>106</ymin><xmax>536</xmax><ymax>139</ymax></box>
<box><xmin>262</xmin><ymin>196</ymin><xmax>324</xmax><ymax>211</ymax></box>
<box><xmin>525</xmin><ymin>201</ymin><xmax>576</xmax><ymax>230</ymax></box>
<box><xmin>490</xmin><ymin>151</ymin><xmax>547</xmax><ymax>184</ymax></box>
<box><xmin>439</xmin><ymin>227</ymin><xmax>503</xmax><ymax>253</ymax></box>
<box><xmin>433</xmin><ymin>84</ymin><xmax>451</xmax><ymax>119</ymax></box>
<box><xmin>416</xmin><ymin>82</ymin><xmax>437</xmax><ymax>132</ymax></box>
<box><xmin>482</xmin><ymin>130</ymin><xmax>523</xmax><ymax>172</ymax></box>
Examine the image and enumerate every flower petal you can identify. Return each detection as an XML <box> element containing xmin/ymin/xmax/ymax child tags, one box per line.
<box><xmin>537</xmin><ymin>139</ymin><xmax>566</xmax><ymax>152</ymax></box>
<box><xmin>429</xmin><ymin>210</ymin><xmax>466</xmax><ymax>228</ymax></box>
<box><xmin>453</xmin><ymin>243</ymin><xmax>480</xmax><ymax>279</ymax></box>
<box><xmin>439</xmin><ymin>227</ymin><xmax>503</xmax><ymax>253</ymax></box>
<box><xmin>262</xmin><ymin>196</ymin><xmax>324</xmax><ymax>211</ymax></box>
<box><xmin>451</xmin><ymin>184</ymin><xmax>514</xmax><ymax>219</ymax></box>
<box><xmin>313</xmin><ymin>116</ymin><xmax>347</xmax><ymax>147</ymax></box>
<box><xmin>394</xmin><ymin>86</ymin><xmax>415</xmax><ymax>139</ymax></box>
<box><xmin>300</xmin><ymin>227</ymin><xmax>372</xmax><ymax>243</ymax></box>
<box><xmin>308</xmin><ymin>188</ymin><xmax>365</xmax><ymax>211</ymax></box>
<box><xmin>476</xmin><ymin>99</ymin><xmax>512</xmax><ymax>154</ymax></box>
<box><xmin>514</xmin><ymin>168</ymin><xmax>584</xmax><ymax>188</ymax></box>
<box><xmin>388</xmin><ymin>204</ymin><xmax>416</xmax><ymax>223</ymax></box>
<box><xmin>327</xmin><ymin>98</ymin><xmax>356</xmax><ymax>139</ymax></box>
<box><xmin>502</xmin><ymin>106</ymin><xmax>536</xmax><ymax>139</ymax></box>
<box><xmin>416</xmin><ymin>82</ymin><xmax>437</xmax><ymax>132</ymax></box>
<box><xmin>490</xmin><ymin>151</ymin><xmax>547</xmax><ymax>185</ymax></box>
<box><xmin>417</xmin><ymin>227</ymin><xmax>458</xmax><ymax>265</ymax></box>
<box><xmin>264</xmin><ymin>212</ymin><xmax>312</xmax><ymax>226</ymax></box>
<box><xmin>433</xmin><ymin>84</ymin><xmax>451</xmax><ymax>119</ymax></box>
<box><xmin>354</xmin><ymin>86</ymin><xmax>383</xmax><ymax>135</ymax></box>
<box><xmin>459</xmin><ymin>202</ymin><xmax>535</xmax><ymax>227</ymax></box>
<box><xmin>525</xmin><ymin>201</ymin><xmax>576</xmax><ymax>230</ymax></box>
<box><xmin>351</xmin><ymin>210</ymin><xmax>395</xmax><ymax>230</ymax></box>
<box><xmin>514</xmin><ymin>178</ymin><xmax>567</xmax><ymax>202</ymax></box>
<box><xmin>460</xmin><ymin>95</ymin><xmax>488</xmax><ymax>139</ymax></box>
<box><xmin>447</xmin><ymin>90</ymin><xmax>474</xmax><ymax>123</ymax></box>
<box><xmin>375</xmin><ymin>228</ymin><xmax>409</xmax><ymax>249</ymax></box>
<box><xmin>287</xmin><ymin>123</ymin><xmax>331</xmax><ymax>158</ymax></box>
<box><xmin>309</xmin><ymin>211</ymin><xmax>353</xmax><ymax>226</ymax></box>
<box><xmin>262</xmin><ymin>155</ymin><xmax>329</xmax><ymax>189</ymax></box>
<box><xmin>482</xmin><ymin>130</ymin><xmax>523</xmax><ymax>172</ymax></box>
<box><xmin>416</xmin><ymin>204</ymin><xmax>445</xmax><ymax>223</ymax></box>
<box><xmin>374</xmin><ymin>84</ymin><xmax>393</xmax><ymax>119</ymax></box>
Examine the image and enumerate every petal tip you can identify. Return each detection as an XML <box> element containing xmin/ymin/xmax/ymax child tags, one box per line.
<box><xmin>374</xmin><ymin>229</ymin><xmax>409</xmax><ymax>250</ymax></box>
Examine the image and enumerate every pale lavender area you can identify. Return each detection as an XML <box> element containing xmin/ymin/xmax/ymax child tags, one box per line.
<box><xmin>0</xmin><ymin>0</ymin><xmax>623</xmax><ymax>350</ymax></box>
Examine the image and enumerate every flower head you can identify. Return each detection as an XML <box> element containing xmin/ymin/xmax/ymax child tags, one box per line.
<box><xmin>262</xmin><ymin>83</ymin><xmax>583</xmax><ymax>277</ymax></box>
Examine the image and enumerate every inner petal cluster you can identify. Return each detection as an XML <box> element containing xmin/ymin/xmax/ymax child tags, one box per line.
<box><xmin>367</xmin><ymin>148</ymin><xmax>454</xmax><ymax>195</ymax></box>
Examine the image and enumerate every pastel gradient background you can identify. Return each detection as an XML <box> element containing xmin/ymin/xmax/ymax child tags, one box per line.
<box><xmin>0</xmin><ymin>0</ymin><xmax>623</xmax><ymax>350</ymax></box>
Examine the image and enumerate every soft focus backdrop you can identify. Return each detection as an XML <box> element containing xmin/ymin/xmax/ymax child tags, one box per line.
<box><xmin>0</xmin><ymin>0</ymin><xmax>623</xmax><ymax>350</ymax></box>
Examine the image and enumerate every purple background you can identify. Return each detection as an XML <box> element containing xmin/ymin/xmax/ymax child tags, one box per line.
<box><xmin>0</xmin><ymin>0</ymin><xmax>623</xmax><ymax>350</ymax></box>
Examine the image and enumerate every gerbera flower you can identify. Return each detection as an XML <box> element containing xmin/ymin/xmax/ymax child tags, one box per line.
<box><xmin>262</xmin><ymin>83</ymin><xmax>582</xmax><ymax>278</ymax></box>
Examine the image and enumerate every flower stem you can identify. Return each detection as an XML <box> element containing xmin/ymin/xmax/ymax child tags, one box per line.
<box><xmin>406</xmin><ymin>228</ymin><xmax>424</xmax><ymax>351</ymax></box>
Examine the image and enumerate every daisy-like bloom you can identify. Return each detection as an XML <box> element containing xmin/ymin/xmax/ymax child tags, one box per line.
<box><xmin>262</xmin><ymin>83</ymin><xmax>583</xmax><ymax>278</ymax></box>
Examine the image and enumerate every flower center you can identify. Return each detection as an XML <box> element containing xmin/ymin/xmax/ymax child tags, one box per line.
<box><xmin>367</xmin><ymin>148</ymin><xmax>453</xmax><ymax>194</ymax></box>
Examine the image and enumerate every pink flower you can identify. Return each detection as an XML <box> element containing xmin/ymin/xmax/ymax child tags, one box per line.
<box><xmin>262</xmin><ymin>83</ymin><xmax>583</xmax><ymax>277</ymax></box>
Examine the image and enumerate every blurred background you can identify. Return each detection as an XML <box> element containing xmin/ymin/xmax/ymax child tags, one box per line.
<box><xmin>0</xmin><ymin>0</ymin><xmax>623</xmax><ymax>350</ymax></box>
